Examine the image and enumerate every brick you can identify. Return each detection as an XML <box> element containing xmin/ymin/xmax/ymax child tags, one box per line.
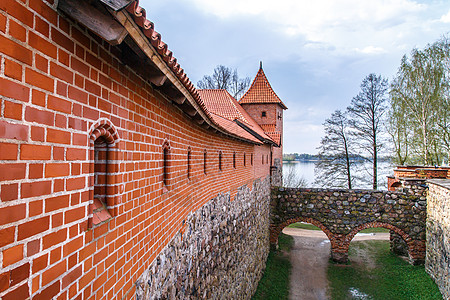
<box><xmin>51</xmin><ymin>27</ymin><xmax>74</xmax><ymax>53</ymax></box>
<box><xmin>29</xmin><ymin>0</ymin><xmax>58</xmax><ymax>25</ymax></box>
<box><xmin>18</xmin><ymin>216</ymin><xmax>50</xmax><ymax>240</ymax></box>
<box><xmin>31</xmin><ymin>126</ymin><xmax>45</xmax><ymax>142</ymax></box>
<box><xmin>20</xmin><ymin>144</ymin><xmax>51</xmax><ymax>160</ymax></box>
<box><xmin>45</xmin><ymin>163</ymin><xmax>70</xmax><ymax>177</ymax></box>
<box><xmin>5</xmin><ymin>59</ymin><xmax>22</xmax><ymax>80</ymax></box>
<box><xmin>27</xmin><ymin>239</ymin><xmax>40</xmax><ymax>256</ymax></box>
<box><xmin>0</xmin><ymin>143</ymin><xmax>18</xmax><ymax>160</ymax></box>
<box><xmin>0</xmin><ymin>77</ymin><xmax>30</xmax><ymax>102</ymax></box>
<box><xmin>0</xmin><ymin>0</ymin><xmax>34</xmax><ymax>27</ymax></box>
<box><xmin>35</xmin><ymin>53</ymin><xmax>49</xmax><ymax>72</ymax></box>
<box><xmin>0</xmin><ymin>271</ymin><xmax>9</xmax><ymax>293</ymax></box>
<box><xmin>10</xmin><ymin>262</ymin><xmax>30</xmax><ymax>285</ymax></box>
<box><xmin>67</xmin><ymin>148</ymin><xmax>86</xmax><ymax>160</ymax></box>
<box><xmin>35</xmin><ymin>16</ymin><xmax>50</xmax><ymax>37</ymax></box>
<box><xmin>0</xmin><ymin>227</ymin><xmax>15</xmax><ymax>248</ymax></box>
<box><xmin>9</xmin><ymin>19</ymin><xmax>26</xmax><ymax>42</ymax></box>
<box><xmin>66</xmin><ymin>177</ymin><xmax>86</xmax><ymax>191</ymax></box>
<box><xmin>43</xmin><ymin>228</ymin><xmax>67</xmax><ymax>250</ymax></box>
<box><xmin>65</xmin><ymin>207</ymin><xmax>85</xmax><ymax>224</ymax></box>
<box><xmin>1</xmin><ymin>183</ymin><xmax>19</xmax><ymax>202</ymax></box>
<box><xmin>2</xmin><ymin>244</ymin><xmax>23</xmax><ymax>267</ymax></box>
<box><xmin>42</xmin><ymin>259</ymin><xmax>66</xmax><ymax>286</ymax></box>
<box><xmin>63</xmin><ymin>236</ymin><xmax>83</xmax><ymax>257</ymax></box>
<box><xmin>25</xmin><ymin>68</ymin><xmax>54</xmax><ymax>92</ymax></box>
<box><xmin>29</xmin><ymin>163</ymin><xmax>44</xmax><ymax>179</ymax></box>
<box><xmin>0</xmin><ymin>120</ymin><xmax>28</xmax><ymax>141</ymax></box>
<box><xmin>2</xmin><ymin>282</ymin><xmax>29</xmax><ymax>300</ymax></box>
<box><xmin>71</xmin><ymin>56</ymin><xmax>90</xmax><ymax>77</ymax></box>
<box><xmin>45</xmin><ymin>194</ymin><xmax>70</xmax><ymax>213</ymax></box>
<box><xmin>0</xmin><ymin>204</ymin><xmax>26</xmax><ymax>226</ymax></box>
<box><xmin>0</xmin><ymin>163</ymin><xmax>26</xmax><ymax>181</ymax></box>
<box><xmin>4</xmin><ymin>101</ymin><xmax>23</xmax><ymax>120</ymax></box>
<box><xmin>47</xmin><ymin>128</ymin><xmax>71</xmax><ymax>144</ymax></box>
<box><xmin>62</xmin><ymin>265</ymin><xmax>82</xmax><ymax>289</ymax></box>
<box><xmin>21</xmin><ymin>180</ymin><xmax>52</xmax><ymax>199</ymax></box>
<box><xmin>32</xmin><ymin>254</ymin><xmax>48</xmax><ymax>273</ymax></box>
<box><xmin>25</xmin><ymin>106</ymin><xmax>55</xmax><ymax>126</ymax></box>
<box><xmin>29</xmin><ymin>31</ymin><xmax>57</xmax><ymax>59</ymax></box>
<box><xmin>50</xmin><ymin>62</ymin><xmax>73</xmax><ymax>84</ymax></box>
<box><xmin>0</xmin><ymin>35</ymin><xmax>32</xmax><ymax>65</ymax></box>
<box><xmin>29</xmin><ymin>200</ymin><xmax>43</xmax><ymax>217</ymax></box>
<box><xmin>34</xmin><ymin>280</ymin><xmax>60</xmax><ymax>300</ymax></box>
<box><xmin>48</xmin><ymin>95</ymin><xmax>72</xmax><ymax>114</ymax></box>
<box><xmin>0</xmin><ymin>14</ymin><xmax>6</xmax><ymax>33</ymax></box>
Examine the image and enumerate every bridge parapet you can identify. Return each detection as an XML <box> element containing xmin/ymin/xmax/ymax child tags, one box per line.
<box><xmin>270</xmin><ymin>179</ymin><xmax>427</xmax><ymax>264</ymax></box>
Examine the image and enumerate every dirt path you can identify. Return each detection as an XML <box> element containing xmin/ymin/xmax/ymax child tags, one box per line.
<box><xmin>282</xmin><ymin>228</ymin><xmax>389</xmax><ymax>300</ymax></box>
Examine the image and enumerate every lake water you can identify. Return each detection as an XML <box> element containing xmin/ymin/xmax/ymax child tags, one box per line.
<box><xmin>283</xmin><ymin>160</ymin><xmax>394</xmax><ymax>190</ymax></box>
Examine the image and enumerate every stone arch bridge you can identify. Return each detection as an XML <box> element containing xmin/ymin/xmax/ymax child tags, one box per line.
<box><xmin>270</xmin><ymin>179</ymin><xmax>427</xmax><ymax>264</ymax></box>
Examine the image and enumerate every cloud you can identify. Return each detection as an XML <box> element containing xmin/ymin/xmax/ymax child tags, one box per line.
<box><xmin>354</xmin><ymin>46</ymin><xmax>387</xmax><ymax>55</ymax></box>
<box><xmin>440</xmin><ymin>10</ymin><xmax>450</xmax><ymax>23</ymax></box>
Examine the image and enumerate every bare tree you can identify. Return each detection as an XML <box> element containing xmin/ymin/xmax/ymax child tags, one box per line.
<box><xmin>315</xmin><ymin>110</ymin><xmax>354</xmax><ymax>189</ymax></box>
<box><xmin>283</xmin><ymin>163</ymin><xmax>307</xmax><ymax>188</ymax></box>
<box><xmin>347</xmin><ymin>74</ymin><xmax>388</xmax><ymax>190</ymax></box>
<box><xmin>197</xmin><ymin>65</ymin><xmax>250</xmax><ymax>99</ymax></box>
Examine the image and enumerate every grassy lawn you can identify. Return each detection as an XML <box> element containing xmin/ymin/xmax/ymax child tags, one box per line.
<box><xmin>327</xmin><ymin>240</ymin><xmax>442</xmax><ymax>300</ymax></box>
<box><xmin>288</xmin><ymin>222</ymin><xmax>390</xmax><ymax>233</ymax></box>
<box><xmin>252</xmin><ymin>233</ymin><xmax>293</xmax><ymax>300</ymax></box>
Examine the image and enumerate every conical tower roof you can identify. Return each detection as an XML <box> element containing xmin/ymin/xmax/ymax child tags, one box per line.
<box><xmin>239</xmin><ymin>63</ymin><xmax>287</xmax><ymax>109</ymax></box>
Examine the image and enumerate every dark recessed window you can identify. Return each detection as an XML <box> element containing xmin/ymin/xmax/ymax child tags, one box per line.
<box><xmin>219</xmin><ymin>151</ymin><xmax>222</xmax><ymax>171</ymax></box>
<box><xmin>261</xmin><ymin>111</ymin><xmax>267</xmax><ymax>117</ymax></box>
<box><xmin>94</xmin><ymin>136</ymin><xmax>108</xmax><ymax>207</ymax></box>
<box><xmin>233</xmin><ymin>152</ymin><xmax>236</xmax><ymax>169</ymax></box>
<box><xmin>163</xmin><ymin>145</ymin><xmax>170</xmax><ymax>186</ymax></box>
<box><xmin>251</xmin><ymin>153</ymin><xmax>253</xmax><ymax>166</ymax></box>
<box><xmin>244</xmin><ymin>153</ymin><xmax>246</xmax><ymax>166</ymax></box>
<box><xmin>262</xmin><ymin>154</ymin><xmax>264</xmax><ymax>164</ymax></box>
<box><xmin>187</xmin><ymin>147</ymin><xmax>191</xmax><ymax>179</ymax></box>
<box><xmin>278</xmin><ymin>112</ymin><xmax>282</xmax><ymax>120</ymax></box>
<box><xmin>204</xmin><ymin>150</ymin><xmax>207</xmax><ymax>174</ymax></box>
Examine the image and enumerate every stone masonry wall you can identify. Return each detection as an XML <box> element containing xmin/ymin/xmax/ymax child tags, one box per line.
<box><xmin>426</xmin><ymin>179</ymin><xmax>450</xmax><ymax>299</ymax></box>
<box><xmin>271</xmin><ymin>179</ymin><xmax>428</xmax><ymax>263</ymax></box>
<box><xmin>136</xmin><ymin>177</ymin><xmax>271</xmax><ymax>300</ymax></box>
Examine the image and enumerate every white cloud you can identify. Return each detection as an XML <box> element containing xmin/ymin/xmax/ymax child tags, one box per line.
<box><xmin>189</xmin><ymin>0</ymin><xmax>426</xmax><ymax>54</ymax></box>
<box><xmin>440</xmin><ymin>10</ymin><xmax>450</xmax><ymax>23</ymax></box>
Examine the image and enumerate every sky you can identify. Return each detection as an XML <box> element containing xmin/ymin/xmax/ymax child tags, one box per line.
<box><xmin>139</xmin><ymin>0</ymin><xmax>450</xmax><ymax>154</ymax></box>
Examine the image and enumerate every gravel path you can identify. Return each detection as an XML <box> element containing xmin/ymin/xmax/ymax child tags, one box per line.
<box><xmin>283</xmin><ymin>227</ymin><xmax>389</xmax><ymax>300</ymax></box>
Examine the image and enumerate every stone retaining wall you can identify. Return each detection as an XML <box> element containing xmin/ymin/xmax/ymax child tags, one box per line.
<box><xmin>271</xmin><ymin>179</ymin><xmax>428</xmax><ymax>263</ymax></box>
<box><xmin>136</xmin><ymin>178</ymin><xmax>271</xmax><ymax>299</ymax></box>
<box><xmin>426</xmin><ymin>179</ymin><xmax>450</xmax><ymax>299</ymax></box>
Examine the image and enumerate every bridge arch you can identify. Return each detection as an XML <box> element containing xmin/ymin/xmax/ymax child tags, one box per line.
<box><xmin>271</xmin><ymin>217</ymin><xmax>335</xmax><ymax>249</ymax></box>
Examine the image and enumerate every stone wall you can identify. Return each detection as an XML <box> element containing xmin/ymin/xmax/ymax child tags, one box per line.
<box><xmin>426</xmin><ymin>179</ymin><xmax>450</xmax><ymax>299</ymax></box>
<box><xmin>136</xmin><ymin>177</ymin><xmax>271</xmax><ymax>300</ymax></box>
<box><xmin>270</xmin><ymin>158</ymin><xmax>282</xmax><ymax>187</ymax></box>
<box><xmin>271</xmin><ymin>179</ymin><xmax>428</xmax><ymax>263</ymax></box>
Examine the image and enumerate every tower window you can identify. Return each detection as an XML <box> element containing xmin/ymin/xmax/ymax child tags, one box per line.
<box><xmin>261</xmin><ymin>111</ymin><xmax>267</xmax><ymax>117</ymax></box>
<box><xmin>278</xmin><ymin>112</ymin><xmax>282</xmax><ymax>120</ymax></box>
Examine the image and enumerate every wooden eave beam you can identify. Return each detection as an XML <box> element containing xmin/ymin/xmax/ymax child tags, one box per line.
<box><xmin>58</xmin><ymin>0</ymin><xmax>128</xmax><ymax>45</ymax></box>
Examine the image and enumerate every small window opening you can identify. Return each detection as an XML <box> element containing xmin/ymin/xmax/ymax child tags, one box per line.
<box><xmin>219</xmin><ymin>151</ymin><xmax>222</xmax><ymax>171</ymax></box>
<box><xmin>261</xmin><ymin>111</ymin><xmax>267</xmax><ymax>117</ymax></box>
<box><xmin>203</xmin><ymin>150</ymin><xmax>207</xmax><ymax>174</ymax></box>
<box><xmin>278</xmin><ymin>112</ymin><xmax>282</xmax><ymax>120</ymax></box>
<box><xmin>251</xmin><ymin>153</ymin><xmax>253</xmax><ymax>166</ymax></box>
<box><xmin>244</xmin><ymin>153</ymin><xmax>246</xmax><ymax>166</ymax></box>
<box><xmin>187</xmin><ymin>148</ymin><xmax>191</xmax><ymax>179</ymax></box>
<box><xmin>93</xmin><ymin>136</ymin><xmax>112</xmax><ymax>225</ymax></box>
<box><xmin>262</xmin><ymin>154</ymin><xmax>264</xmax><ymax>164</ymax></box>
<box><xmin>163</xmin><ymin>147</ymin><xmax>169</xmax><ymax>186</ymax></box>
<box><xmin>233</xmin><ymin>152</ymin><xmax>236</xmax><ymax>168</ymax></box>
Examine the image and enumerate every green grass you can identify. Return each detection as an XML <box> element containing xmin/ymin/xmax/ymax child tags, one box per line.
<box><xmin>287</xmin><ymin>222</ymin><xmax>321</xmax><ymax>230</ymax></box>
<box><xmin>252</xmin><ymin>233</ymin><xmax>294</xmax><ymax>300</ymax></box>
<box><xmin>327</xmin><ymin>240</ymin><xmax>442</xmax><ymax>300</ymax></box>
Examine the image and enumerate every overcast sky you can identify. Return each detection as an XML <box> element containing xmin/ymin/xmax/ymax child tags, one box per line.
<box><xmin>139</xmin><ymin>0</ymin><xmax>450</xmax><ymax>154</ymax></box>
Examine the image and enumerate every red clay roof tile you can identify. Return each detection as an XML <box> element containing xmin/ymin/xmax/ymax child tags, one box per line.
<box><xmin>239</xmin><ymin>66</ymin><xmax>287</xmax><ymax>109</ymax></box>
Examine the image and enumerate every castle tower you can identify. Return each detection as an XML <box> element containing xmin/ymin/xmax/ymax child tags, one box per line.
<box><xmin>239</xmin><ymin>63</ymin><xmax>287</xmax><ymax>166</ymax></box>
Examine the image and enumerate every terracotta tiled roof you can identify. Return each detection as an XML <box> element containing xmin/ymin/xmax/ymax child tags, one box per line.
<box><xmin>265</xmin><ymin>131</ymin><xmax>281</xmax><ymax>145</ymax></box>
<box><xmin>239</xmin><ymin>66</ymin><xmax>287</xmax><ymax>109</ymax></box>
<box><xmin>198</xmin><ymin>89</ymin><xmax>274</xmax><ymax>144</ymax></box>
<box><xmin>260</xmin><ymin>124</ymin><xmax>277</xmax><ymax>132</ymax></box>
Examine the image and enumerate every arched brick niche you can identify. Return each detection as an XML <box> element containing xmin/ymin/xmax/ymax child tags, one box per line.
<box><xmin>88</xmin><ymin>119</ymin><xmax>121</xmax><ymax>228</ymax></box>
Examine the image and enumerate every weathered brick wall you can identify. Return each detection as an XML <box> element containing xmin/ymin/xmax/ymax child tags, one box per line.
<box><xmin>426</xmin><ymin>180</ymin><xmax>450</xmax><ymax>299</ymax></box>
<box><xmin>0</xmin><ymin>1</ymin><xmax>272</xmax><ymax>299</ymax></box>
<box><xmin>136</xmin><ymin>178</ymin><xmax>271</xmax><ymax>300</ymax></box>
<box><xmin>271</xmin><ymin>180</ymin><xmax>428</xmax><ymax>264</ymax></box>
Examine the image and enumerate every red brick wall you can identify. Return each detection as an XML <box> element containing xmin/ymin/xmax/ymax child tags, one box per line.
<box><xmin>0</xmin><ymin>1</ymin><xmax>271</xmax><ymax>299</ymax></box>
<box><xmin>241</xmin><ymin>103</ymin><xmax>284</xmax><ymax>164</ymax></box>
